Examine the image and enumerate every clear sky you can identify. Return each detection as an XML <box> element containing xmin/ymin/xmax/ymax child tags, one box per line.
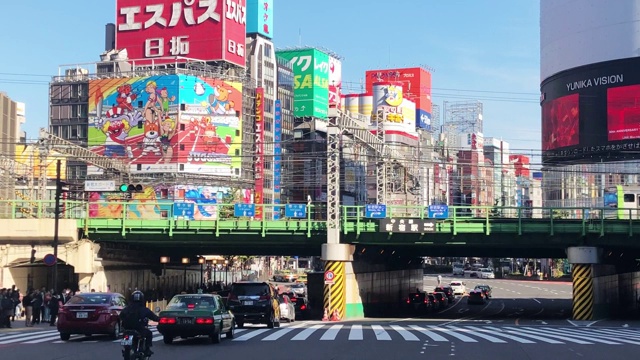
<box><xmin>0</xmin><ymin>0</ymin><xmax>540</xmax><ymax>158</ymax></box>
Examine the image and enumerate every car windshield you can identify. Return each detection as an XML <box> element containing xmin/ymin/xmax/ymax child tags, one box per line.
<box><xmin>290</xmin><ymin>284</ymin><xmax>305</xmax><ymax>289</ymax></box>
<box><xmin>167</xmin><ymin>295</ymin><xmax>217</xmax><ymax>310</ymax></box>
<box><xmin>231</xmin><ymin>284</ymin><xmax>270</xmax><ymax>296</ymax></box>
<box><xmin>481</xmin><ymin>269</ymin><xmax>492</xmax><ymax>272</ymax></box>
<box><xmin>67</xmin><ymin>294</ymin><xmax>110</xmax><ymax>305</ymax></box>
<box><xmin>450</xmin><ymin>282</ymin><xmax>461</xmax><ymax>286</ymax></box>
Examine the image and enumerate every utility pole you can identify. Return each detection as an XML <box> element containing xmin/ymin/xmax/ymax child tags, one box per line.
<box><xmin>53</xmin><ymin>159</ymin><xmax>62</xmax><ymax>293</ymax></box>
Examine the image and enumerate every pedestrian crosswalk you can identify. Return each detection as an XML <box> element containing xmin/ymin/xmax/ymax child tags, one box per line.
<box><xmin>2</xmin><ymin>323</ymin><xmax>640</xmax><ymax>345</ymax></box>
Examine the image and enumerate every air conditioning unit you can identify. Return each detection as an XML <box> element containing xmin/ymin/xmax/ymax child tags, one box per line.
<box><xmin>64</xmin><ymin>68</ymin><xmax>89</xmax><ymax>81</ymax></box>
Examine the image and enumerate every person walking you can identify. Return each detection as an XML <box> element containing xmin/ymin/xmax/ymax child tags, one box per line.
<box><xmin>31</xmin><ymin>289</ymin><xmax>42</xmax><ymax>325</ymax></box>
<box><xmin>437</xmin><ymin>274</ymin><xmax>442</xmax><ymax>286</ymax></box>
<box><xmin>48</xmin><ymin>292</ymin><xmax>60</xmax><ymax>326</ymax></box>
<box><xmin>22</xmin><ymin>291</ymin><xmax>33</xmax><ymax>327</ymax></box>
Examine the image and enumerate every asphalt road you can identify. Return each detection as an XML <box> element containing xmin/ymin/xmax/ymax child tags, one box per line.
<box><xmin>1</xmin><ymin>276</ymin><xmax>639</xmax><ymax>359</ymax></box>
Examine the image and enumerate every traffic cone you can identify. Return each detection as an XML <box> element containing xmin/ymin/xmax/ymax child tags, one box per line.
<box><xmin>330</xmin><ymin>309</ymin><xmax>340</xmax><ymax>322</ymax></box>
<box><xmin>322</xmin><ymin>308</ymin><xmax>329</xmax><ymax>321</ymax></box>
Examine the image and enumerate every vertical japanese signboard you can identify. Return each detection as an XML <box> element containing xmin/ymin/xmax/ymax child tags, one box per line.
<box><xmin>273</xmin><ymin>99</ymin><xmax>282</xmax><ymax>219</ymax></box>
<box><xmin>115</xmin><ymin>0</ymin><xmax>247</xmax><ymax>67</ymax></box>
<box><xmin>246</xmin><ymin>0</ymin><xmax>273</xmax><ymax>39</ymax></box>
<box><xmin>254</xmin><ymin>87</ymin><xmax>265</xmax><ymax>220</ymax></box>
<box><xmin>276</xmin><ymin>48</ymin><xmax>329</xmax><ymax>119</ymax></box>
<box><xmin>328</xmin><ymin>56</ymin><xmax>342</xmax><ymax>109</ymax></box>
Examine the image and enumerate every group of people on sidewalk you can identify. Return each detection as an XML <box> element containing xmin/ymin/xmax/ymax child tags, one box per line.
<box><xmin>0</xmin><ymin>286</ymin><xmax>74</xmax><ymax>328</ymax></box>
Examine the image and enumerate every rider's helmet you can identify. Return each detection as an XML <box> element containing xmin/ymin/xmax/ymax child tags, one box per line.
<box><xmin>131</xmin><ymin>290</ymin><xmax>145</xmax><ymax>303</ymax></box>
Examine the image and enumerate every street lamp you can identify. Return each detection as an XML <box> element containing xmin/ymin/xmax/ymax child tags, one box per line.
<box><xmin>225</xmin><ymin>259</ymin><xmax>229</xmax><ymax>286</ymax></box>
<box><xmin>181</xmin><ymin>257</ymin><xmax>190</xmax><ymax>291</ymax></box>
<box><xmin>160</xmin><ymin>256</ymin><xmax>170</xmax><ymax>297</ymax></box>
<box><xmin>212</xmin><ymin>259</ymin><xmax>218</xmax><ymax>286</ymax></box>
<box><xmin>198</xmin><ymin>257</ymin><xmax>205</xmax><ymax>289</ymax></box>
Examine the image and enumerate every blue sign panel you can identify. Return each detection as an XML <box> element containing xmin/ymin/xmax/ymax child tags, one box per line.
<box><xmin>365</xmin><ymin>204</ymin><xmax>387</xmax><ymax>218</ymax></box>
<box><xmin>173</xmin><ymin>202</ymin><xmax>195</xmax><ymax>219</ymax></box>
<box><xmin>234</xmin><ymin>204</ymin><xmax>256</xmax><ymax>217</ymax></box>
<box><xmin>285</xmin><ymin>204</ymin><xmax>307</xmax><ymax>218</ymax></box>
<box><xmin>428</xmin><ymin>204</ymin><xmax>449</xmax><ymax>219</ymax></box>
<box><xmin>273</xmin><ymin>99</ymin><xmax>282</xmax><ymax>219</ymax></box>
<box><xmin>416</xmin><ymin>109</ymin><xmax>432</xmax><ymax>131</ymax></box>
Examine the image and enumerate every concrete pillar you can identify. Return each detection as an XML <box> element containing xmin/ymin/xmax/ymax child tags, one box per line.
<box><xmin>321</xmin><ymin>243</ymin><xmax>354</xmax><ymax>320</ymax></box>
<box><xmin>567</xmin><ymin>246</ymin><xmax>601</xmax><ymax>320</ymax></box>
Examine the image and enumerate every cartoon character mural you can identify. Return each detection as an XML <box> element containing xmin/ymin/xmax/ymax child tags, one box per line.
<box><xmin>88</xmin><ymin>186</ymin><xmax>169</xmax><ymax>219</ymax></box>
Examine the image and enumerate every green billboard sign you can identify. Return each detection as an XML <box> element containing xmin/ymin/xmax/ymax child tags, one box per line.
<box><xmin>276</xmin><ymin>48</ymin><xmax>329</xmax><ymax>119</ymax></box>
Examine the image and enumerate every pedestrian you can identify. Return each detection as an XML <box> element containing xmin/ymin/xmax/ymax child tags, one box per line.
<box><xmin>437</xmin><ymin>274</ymin><xmax>442</xmax><ymax>286</ymax></box>
<box><xmin>1</xmin><ymin>290</ymin><xmax>13</xmax><ymax>328</ymax></box>
<box><xmin>49</xmin><ymin>292</ymin><xmax>60</xmax><ymax>326</ymax></box>
<box><xmin>22</xmin><ymin>290</ymin><xmax>33</xmax><ymax>327</ymax></box>
<box><xmin>31</xmin><ymin>289</ymin><xmax>42</xmax><ymax>325</ymax></box>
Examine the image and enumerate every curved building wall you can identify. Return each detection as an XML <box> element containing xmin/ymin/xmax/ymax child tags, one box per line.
<box><xmin>541</xmin><ymin>0</ymin><xmax>640</xmax><ymax>81</ymax></box>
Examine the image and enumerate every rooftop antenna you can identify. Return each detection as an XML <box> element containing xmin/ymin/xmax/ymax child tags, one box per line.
<box><xmin>298</xmin><ymin>28</ymin><xmax>302</xmax><ymax>47</ymax></box>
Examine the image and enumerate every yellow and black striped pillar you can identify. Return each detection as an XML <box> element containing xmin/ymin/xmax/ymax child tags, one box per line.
<box><xmin>323</xmin><ymin>261</ymin><xmax>346</xmax><ymax>319</ymax></box>
<box><xmin>572</xmin><ymin>264</ymin><xmax>594</xmax><ymax>320</ymax></box>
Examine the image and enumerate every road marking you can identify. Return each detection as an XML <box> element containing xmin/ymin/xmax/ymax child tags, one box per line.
<box><xmin>0</xmin><ymin>331</ymin><xmax>61</xmax><ymax>344</ymax></box>
<box><xmin>370</xmin><ymin>325</ymin><xmax>391</xmax><ymax>341</ymax></box>
<box><xmin>538</xmin><ymin>327</ymin><xmax>621</xmax><ymax>345</ymax></box>
<box><xmin>557</xmin><ymin>328</ymin><xmax>640</xmax><ymax>345</ymax></box>
<box><xmin>473</xmin><ymin>327</ymin><xmax>535</xmax><ymax>344</ymax></box>
<box><xmin>514</xmin><ymin>327</ymin><xmax>591</xmax><ymax>344</ymax></box>
<box><xmin>588</xmin><ymin>328</ymin><xmax>640</xmax><ymax>340</ymax></box>
<box><xmin>585</xmin><ymin>320</ymin><xmax>601</xmax><ymax>327</ymax></box>
<box><xmin>501</xmin><ymin>328</ymin><xmax>564</xmax><ymax>344</ymax></box>
<box><xmin>290</xmin><ymin>324</ymin><xmax>324</xmax><ymax>341</ymax></box>
<box><xmin>348</xmin><ymin>325</ymin><xmax>363</xmax><ymax>340</ymax></box>
<box><xmin>319</xmin><ymin>324</ymin><xmax>343</xmax><ymax>341</ymax></box>
<box><xmin>390</xmin><ymin>325</ymin><xmax>419</xmax><ymax>341</ymax></box>
<box><xmin>408</xmin><ymin>325</ymin><xmax>448</xmax><ymax>342</ymax></box>
<box><xmin>531</xmin><ymin>298</ymin><xmax>541</xmax><ymax>304</ymax></box>
<box><xmin>429</xmin><ymin>326</ymin><xmax>477</xmax><ymax>343</ymax></box>
<box><xmin>449</xmin><ymin>326</ymin><xmax>506</xmax><ymax>343</ymax></box>
<box><xmin>232</xmin><ymin>328</ymin><xmax>271</xmax><ymax>341</ymax></box>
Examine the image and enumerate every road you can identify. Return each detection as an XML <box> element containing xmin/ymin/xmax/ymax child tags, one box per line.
<box><xmin>1</xmin><ymin>277</ymin><xmax>639</xmax><ymax>359</ymax></box>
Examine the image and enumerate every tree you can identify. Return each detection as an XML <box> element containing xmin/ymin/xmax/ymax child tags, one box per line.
<box><xmin>218</xmin><ymin>187</ymin><xmax>244</xmax><ymax>219</ymax></box>
<box><xmin>490</xmin><ymin>198</ymin><xmax>503</xmax><ymax>217</ymax></box>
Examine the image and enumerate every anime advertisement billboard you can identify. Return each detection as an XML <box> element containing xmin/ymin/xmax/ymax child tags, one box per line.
<box><xmin>87</xmin><ymin>75</ymin><xmax>242</xmax><ymax>176</ymax></box>
<box><xmin>88</xmin><ymin>185</ymin><xmax>170</xmax><ymax>219</ymax></box>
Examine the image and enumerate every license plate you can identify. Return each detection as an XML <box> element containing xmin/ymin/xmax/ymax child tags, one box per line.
<box><xmin>121</xmin><ymin>338</ymin><xmax>133</xmax><ymax>346</ymax></box>
<box><xmin>243</xmin><ymin>301</ymin><xmax>254</xmax><ymax>306</ymax></box>
<box><xmin>179</xmin><ymin>318</ymin><xmax>193</xmax><ymax>325</ymax></box>
<box><xmin>76</xmin><ymin>312</ymin><xmax>88</xmax><ymax>319</ymax></box>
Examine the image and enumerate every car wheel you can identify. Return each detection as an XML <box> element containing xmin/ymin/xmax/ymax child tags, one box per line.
<box><xmin>111</xmin><ymin>321</ymin><xmax>121</xmax><ymax>339</ymax></box>
<box><xmin>226</xmin><ymin>320</ymin><xmax>235</xmax><ymax>339</ymax></box>
<box><xmin>60</xmin><ymin>333</ymin><xmax>71</xmax><ymax>341</ymax></box>
<box><xmin>163</xmin><ymin>335</ymin><xmax>173</xmax><ymax>344</ymax></box>
<box><xmin>122</xmin><ymin>346</ymin><xmax>133</xmax><ymax>360</ymax></box>
<box><xmin>236</xmin><ymin>320</ymin><xmax>244</xmax><ymax>329</ymax></box>
<box><xmin>210</xmin><ymin>325</ymin><xmax>222</xmax><ymax>344</ymax></box>
<box><xmin>267</xmin><ymin>314</ymin><xmax>275</xmax><ymax>329</ymax></box>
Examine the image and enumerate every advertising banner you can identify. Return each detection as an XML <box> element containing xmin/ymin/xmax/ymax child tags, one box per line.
<box><xmin>541</xmin><ymin>93</ymin><xmax>580</xmax><ymax>151</ymax></box>
<box><xmin>115</xmin><ymin>0</ymin><xmax>246</xmax><ymax>67</ymax></box>
<box><xmin>246</xmin><ymin>0</ymin><xmax>273</xmax><ymax>39</ymax></box>
<box><xmin>254</xmin><ymin>87</ymin><xmax>265</xmax><ymax>220</ymax></box>
<box><xmin>273</xmin><ymin>99</ymin><xmax>282</xmax><ymax>219</ymax></box>
<box><xmin>88</xmin><ymin>74</ymin><xmax>242</xmax><ymax>176</ymax></box>
<box><xmin>178</xmin><ymin>76</ymin><xmax>243</xmax><ymax>176</ymax></box>
<box><xmin>276</xmin><ymin>48</ymin><xmax>329</xmax><ymax>119</ymax></box>
<box><xmin>328</xmin><ymin>56</ymin><xmax>342</xmax><ymax>108</ymax></box>
<box><xmin>88</xmin><ymin>185</ymin><xmax>170</xmax><ymax>219</ymax></box>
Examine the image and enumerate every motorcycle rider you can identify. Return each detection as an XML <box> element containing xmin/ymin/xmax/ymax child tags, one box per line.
<box><xmin>120</xmin><ymin>291</ymin><xmax>159</xmax><ymax>356</ymax></box>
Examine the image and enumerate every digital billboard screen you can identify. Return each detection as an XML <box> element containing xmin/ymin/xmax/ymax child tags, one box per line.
<box><xmin>540</xmin><ymin>57</ymin><xmax>640</xmax><ymax>164</ymax></box>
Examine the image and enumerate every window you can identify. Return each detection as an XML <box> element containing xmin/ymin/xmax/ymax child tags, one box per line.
<box><xmin>264</xmin><ymin>43</ymin><xmax>272</xmax><ymax>57</ymax></box>
<box><xmin>624</xmin><ymin>193</ymin><xmax>635</xmax><ymax>203</ymax></box>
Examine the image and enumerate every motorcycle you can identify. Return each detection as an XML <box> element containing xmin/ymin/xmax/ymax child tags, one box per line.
<box><xmin>121</xmin><ymin>319</ymin><xmax>151</xmax><ymax>360</ymax></box>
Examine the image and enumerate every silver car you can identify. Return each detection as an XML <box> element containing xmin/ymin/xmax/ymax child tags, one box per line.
<box><xmin>289</xmin><ymin>283</ymin><xmax>306</xmax><ymax>297</ymax></box>
<box><xmin>278</xmin><ymin>294</ymin><xmax>296</xmax><ymax>322</ymax></box>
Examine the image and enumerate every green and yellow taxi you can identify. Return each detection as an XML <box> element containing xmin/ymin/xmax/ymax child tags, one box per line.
<box><xmin>157</xmin><ymin>294</ymin><xmax>235</xmax><ymax>344</ymax></box>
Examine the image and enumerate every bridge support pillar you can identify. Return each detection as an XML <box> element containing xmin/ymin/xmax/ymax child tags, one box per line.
<box><xmin>321</xmin><ymin>243</ymin><xmax>354</xmax><ymax>320</ymax></box>
<box><xmin>567</xmin><ymin>246</ymin><xmax>602</xmax><ymax>321</ymax></box>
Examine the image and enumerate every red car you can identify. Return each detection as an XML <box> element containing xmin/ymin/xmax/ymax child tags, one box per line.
<box><xmin>57</xmin><ymin>292</ymin><xmax>127</xmax><ymax>341</ymax></box>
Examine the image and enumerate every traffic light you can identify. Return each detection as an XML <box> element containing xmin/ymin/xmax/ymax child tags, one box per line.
<box><xmin>55</xmin><ymin>180</ymin><xmax>70</xmax><ymax>216</ymax></box>
<box><xmin>119</xmin><ymin>184</ymin><xmax>144</xmax><ymax>193</ymax></box>
<box><xmin>30</xmin><ymin>247</ymin><xmax>36</xmax><ymax>264</ymax></box>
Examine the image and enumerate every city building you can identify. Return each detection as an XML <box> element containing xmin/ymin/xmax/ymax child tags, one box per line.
<box><xmin>0</xmin><ymin>92</ymin><xmax>23</xmax><ymax>215</ymax></box>
<box><xmin>275</xmin><ymin>56</ymin><xmax>295</xmax><ymax>207</ymax></box>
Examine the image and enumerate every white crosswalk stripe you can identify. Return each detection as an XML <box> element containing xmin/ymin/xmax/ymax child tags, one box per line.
<box><xmin>2</xmin><ymin>324</ymin><xmax>640</xmax><ymax>345</ymax></box>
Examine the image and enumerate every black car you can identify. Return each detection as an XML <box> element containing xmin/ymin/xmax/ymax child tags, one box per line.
<box><xmin>227</xmin><ymin>282</ymin><xmax>281</xmax><ymax>328</ymax></box>
<box><xmin>432</xmin><ymin>292</ymin><xmax>448</xmax><ymax>308</ymax></box>
<box><xmin>404</xmin><ymin>292</ymin><xmax>429</xmax><ymax>314</ymax></box>
<box><xmin>467</xmin><ymin>289</ymin><xmax>486</xmax><ymax>305</ymax></box>
<box><xmin>427</xmin><ymin>294</ymin><xmax>439</xmax><ymax>310</ymax></box>
<box><xmin>284</xmin><ymin>292</ymin><xmax>310</xmax><ymax>320</ymax></box>
<box><xmin>474</xmin><ymin>284</ymin><xmax>492</xmax><ymax>299</ymax></box>
<box><xmin>434</xmin><ymin>286</ymin><xmax>456</xmax><ymax>303</ymax></box>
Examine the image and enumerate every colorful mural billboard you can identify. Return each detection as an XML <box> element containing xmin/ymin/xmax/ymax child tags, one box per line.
<box><xmin>88</xmin><ymin>185</ymin><xmax>169</xmax><ymax>219</ymax></box>
<box><xmin>247</xmin><ymin>0</ymin><xmax>273</xmax><ymax>39</ymax></box>
<box><xmin>276</xmin><ymin>48</ymin><xmax>329</xmax><ymax>119</ymax></box>
<box><xmin>87</xmin><ymin>75</ymin><xmax>242</xmax><ymax>176</ymax></box>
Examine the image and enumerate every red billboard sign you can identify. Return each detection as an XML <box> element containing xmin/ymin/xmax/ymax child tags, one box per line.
<box><xmin>365</xmin><ymin>67</ymin><xmax>432</xmax><ymax>112</ymax></box>
<box><xmin>254</xmin><ymin>87</ymin><xmax>264</xmax><ymax>220</ymax></box>
<box><xmin>115</xmin><ymin>0</ymin><xmax>247</xmax><ymax>67</ymax></box>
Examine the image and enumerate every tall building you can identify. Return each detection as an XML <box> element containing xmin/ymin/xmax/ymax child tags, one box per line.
<box><xmin>275</xmin><ymin>56</ymin><xmax>294</xmax><ymax>206</ymax></box>
<box><xmin>0</xmin><ymin>92</ymin><xmax>22</xmax><ymax>214</ymax></box>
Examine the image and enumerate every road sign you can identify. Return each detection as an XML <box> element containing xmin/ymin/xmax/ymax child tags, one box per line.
<box><xmin>324</xmin><ymin>270</ymin><xmax>335</xmax><ymax>284</ymax></box>
<box><xmin>379</xmin><ymin>218</ymin><xmax>436</xmax><ymax>233</ymax></box>
<box><xmin>173</xmin><ymin>202</ymin><xmax>195</xmax><ymax>219</ymax></box>
<box><xmin>43</xmin><ymin>254</ymin><xmax>56</xmax><ymax>267</ymax></box>
<box><xmin>365</xmin><ymin>204</ymin><xmax>387</xmax><ymax>218</ymax></box>
<box><xmin>285</xmin><ymin>204</ymin><xmax>307</xmax><ymax>218</ymax></box>
<box><xmin>84</xmin><ymin>180</ymin><xmax>116</xmax><ymax>192</ymax></box>
<box><xmin>234</xmin><ymin>204</ymin><xmax>256</xmax><ymax>217</ymax></box>
<box><xmin>428</xmin><ymin>204</ymin><xmax>449</xmax><ymax>219</ymax></box>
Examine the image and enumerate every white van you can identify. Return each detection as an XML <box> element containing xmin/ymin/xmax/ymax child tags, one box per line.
<box><xmin>452</xmin><ymin>264</ymin><xmax>464</xmax><ymax>276</ymax></box>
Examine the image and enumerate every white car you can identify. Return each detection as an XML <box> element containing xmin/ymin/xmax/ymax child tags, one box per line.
<box><xmin>452</xmin><ymin>265</ymin><xmax>464</xmax><ymax>276</ymax></box>
<box><xmin>449</xmin><ymin>281</ymin><xmax>466</xmax><ymax>295</ymax></box>
<box><xmin>278</xmin><ymin>294</ymin><xmax>296</xmax><ymax>322</ymax></box>
<box><xmin>478</xmin><ymin>268</ymin><xmax>495</xmax><ymax>279</ymax></box>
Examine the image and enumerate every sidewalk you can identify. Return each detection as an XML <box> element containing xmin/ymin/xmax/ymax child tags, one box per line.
<box><xmin>0</xmin><ymin>319</ymin><xmax>55</xmax><ymax>333</ymax></box>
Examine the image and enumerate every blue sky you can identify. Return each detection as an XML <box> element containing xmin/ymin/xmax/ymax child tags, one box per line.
<box><xmin>0</xmin><ymin>0</ymin><xmax>540</xmax><ymax>157</ymax></box>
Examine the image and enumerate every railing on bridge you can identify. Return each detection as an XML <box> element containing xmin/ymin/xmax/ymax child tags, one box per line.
<box><xmin>0</xmin><ymin>200</ymin><xmax>637</xmax><ymax>238</ymax></box>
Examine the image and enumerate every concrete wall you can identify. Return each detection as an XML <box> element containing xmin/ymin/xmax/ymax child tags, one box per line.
<box><xmin>592</xmin><ymin>265</ymin><xmax>640</xmax><ymax>319</ymax></box>
<box><xmin>0</xmin><ymin>219</ymin><xmax>78</xmax><ymax>243</ymax></box>
<box><xmin>354</xmin><ymin>269</ymin><xmax>423</xmax><ymax>317</ymax></box>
